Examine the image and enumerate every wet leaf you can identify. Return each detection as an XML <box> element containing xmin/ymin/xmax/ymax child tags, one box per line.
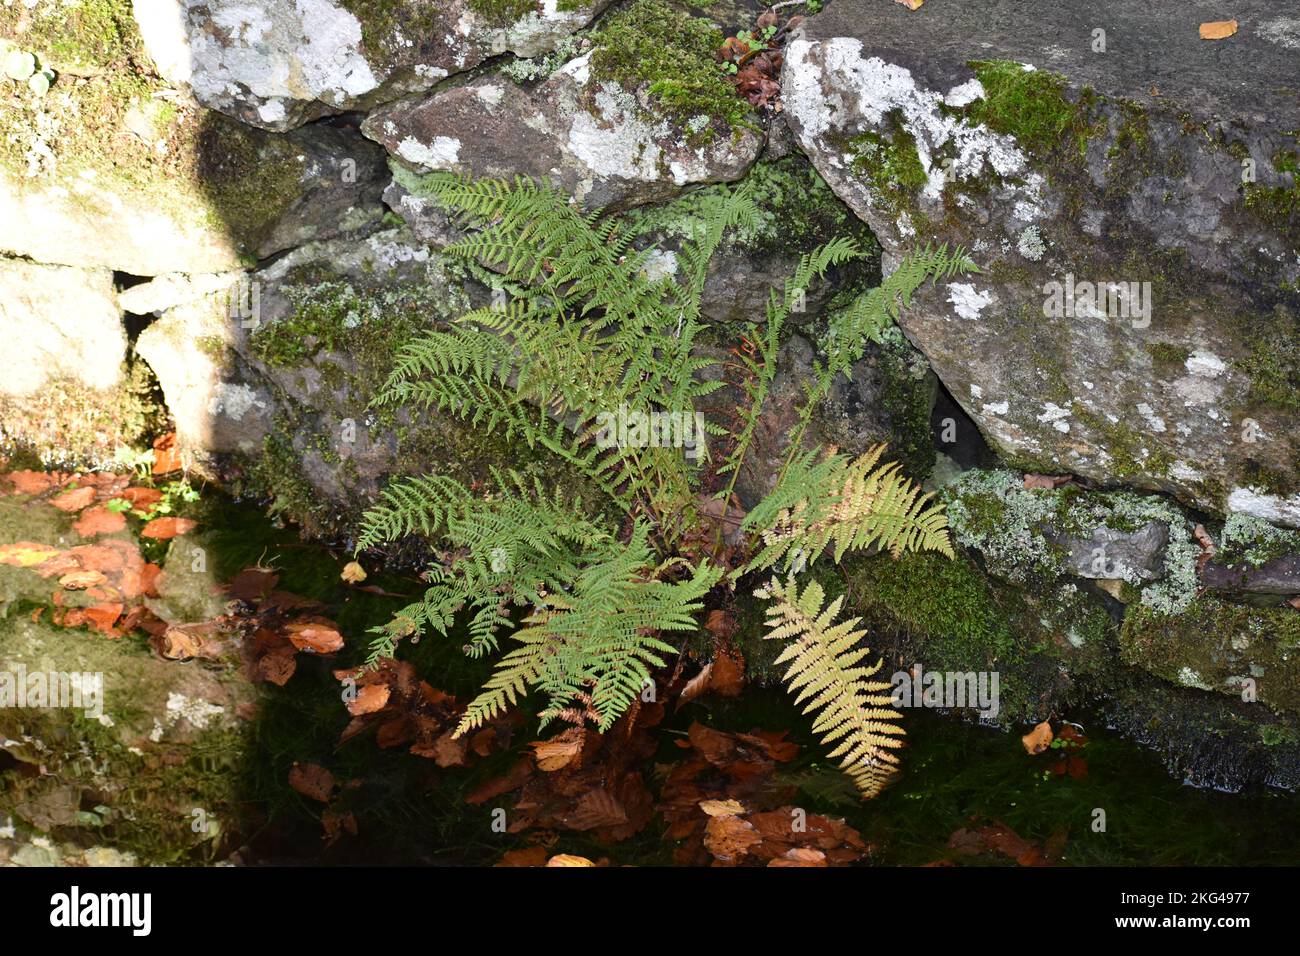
<box><xmin>347</xmin><ymin>683</ymin><xmax>390</xmax><ymax>716</ymax></box>
<box><xmin>50</xmin><ymin>485</ymin><xmax>95</xmax><ymax>512</ymax></box>
<box><xmin>285</xmin><ymin>622</ymin><xmax>345</xmax><ymax>654</ymax></box>
<box><xmin>288</xmin><ymin>762</ymin><xmax>336</xmax><ymax>803</ymax></box>
<box><xmin>497</xmin><ymin>846</ymin><xmax>549</xmax><ymax>867</ymax></box>
<box><xmin>545</xmin><ymin>854</ymin><xmax>596</xmax><ymax>867</ymax></box>
<box><xmin>73</xmin><ymin>505</ymin><xmax>126</xmax><ymax>538</ymax></box>
<box><xmin>140</xmin><ymin>516</ymin><xmax>197</xmax><ymax>539</ymax></box>
<box><xmin>152</xmin><ymin>433</ymin><xmax>182</xmax><ymax>475</ymax></box>
<box><xmin>1199</xmin><ymin>19</ymin><xmax>1237</xmax><ymax>40</ymax></box>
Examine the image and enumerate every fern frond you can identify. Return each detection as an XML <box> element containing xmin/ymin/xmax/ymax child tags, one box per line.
<box><xmin>757</xmin><ymin>575</ymin><xmax>903</xmax><ymax>798</ymax></box>
<box><xmin>745</xmin><ymin>444</ymin><xmax>954</xmax><ymax>573</ymax></box>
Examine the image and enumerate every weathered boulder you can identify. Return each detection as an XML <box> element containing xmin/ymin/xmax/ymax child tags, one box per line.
<box><xmin>0</xmin><ymin>259</ymin><xmax>157</xmax><ymax>464</ymax></box>
<box><xmin>1043</xmin><ymin>520</ymin><xmax>1169</xmax><ymax>583</ymax></box>
<box><xmin>3</xmin><ymin>0</ymin><xmax>387</xmax><ymax>275</ymax></box>
<box><xmin>781</xmin><ymin>1</ymin><xmax>1300</xmax><ymax>526</ymax></box>
<box><xmin>365</xmin><ymin>54</ymin><xmax>762</xmax><ymax>211</ymax></box>
<box><xmin>133</xmin><ymin>0</ymin><xmax>611</xmax><ymax>131</ymax></box>
<box><xmin>364</xmin><ymin>0</ymin><xmax>765</xmax><ymax>210</ymax></box>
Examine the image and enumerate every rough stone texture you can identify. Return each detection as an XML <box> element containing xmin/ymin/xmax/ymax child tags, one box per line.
<box><xmin>0</xmin><ymin>260</ymin><xmax>124</xmax><ymax>397</ymax></box>
<box><xmin>781</xmin><ymin>0</ymin><xmax>1300</xmax><ymax>526</ymax></box>
<box><xmin>363</xmin><ymin>52</ymin><xmax>764</xmax><ymax>211</ymax></box>
<box><xmin>1043</xmin><ymin>520</ymin><xmax>1170</xmax><ymax>582</ymax></box>
<box><xmin>135</xmin><ymin>0</ymin><xmax>611</xmax><ymax>131</ymax></box>
<box><xmin>1202</xmin><ymin>555</ymin><xmax>1300</xmax><ymax>597</ymax></box>
<box><xmin>730</xmin><ymin>333</ymin><xmax>937</xmax><ymax>507</ymax></box>
<box><xmin>0</xmin><ymin>103</ymin><xmax>388</xmax><ymax>276</ymax></box>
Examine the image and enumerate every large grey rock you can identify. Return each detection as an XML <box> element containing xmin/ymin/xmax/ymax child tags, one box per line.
<box><xmin>0</xmin><ymin>260</ymin><xmax>123</xmax><ymax>396</ymax></box>
<box><xmin>133</xmin><ymin>0</ymin><xmax>611</xmax><ymax>131</ymax></box>
<box><xmin>363</xmin><ymin>52</ymin><xmax>764</xmax><ymax>211</ymax></box>
<box><xmin>781</xmin><ymin>0</ymin><xmax>1300</xmax><ymax>525</ymax></box>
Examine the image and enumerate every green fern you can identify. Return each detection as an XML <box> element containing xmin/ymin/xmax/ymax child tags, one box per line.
<box><xmin>358</xmin><ymin>172</ymin><xmax>973</xmax><ymax>792</ymax></box>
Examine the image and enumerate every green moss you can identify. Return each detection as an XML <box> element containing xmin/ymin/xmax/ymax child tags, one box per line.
<box><xmin>1243</xmin><ymin>146</ymin><xmax>1299</xmax><ymax>240</ymax></box>
<box><xmin>0</xmin><ymin>0</ymin><xmax>137</xmax><ymax>73</ymax></box>
<box><xmin>587</xmin><ymin>0</ymin><xmax>752</xmax><ymax>142</ymax></box>
<box><xmin>875</xmin><ymin>339</ymin><xmax>936</xmax><ymax>481</ymax></box>
<box><xmin>1236</xmin><ymin>307</ymin><xmax>1300</xmax><ymax>411</ymax></box>
<box><xmin>1145</xmin><ymin>340</ymin><xmax>1190</xmax><ymax>371</ymax></box>
<box><xmin>1121</xmin><ymin>598</ymin><xmax>1300</xmax><ymax>712</ymax></box>
<box><xmin>849</xmin><ymin>113</ymin><xmax>928</xmax><ymax>214</ymax></box>
<box><xmin>965</xmin><ymin>60</ymin><xmax>1102</xmax><ymax>159</ymax></box>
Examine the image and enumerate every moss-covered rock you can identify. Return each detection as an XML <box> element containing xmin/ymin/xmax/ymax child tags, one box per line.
<box><xmin>135</xmin><ymin>0</ymin><xmax>609</xmax><ymax>132</ymax></box>
<box><xmin>0</xmin><ymin>614</ymin><xmax>259</xmax><ymax>863</ymax></box>
<box><xmin>1121</xmin><ymin>598</ymin><xmax>1300</xmax><ymax>713</ymax></box>
<box><xmin>362</xmin><ymin>0</ymin><xmax>762</xmax><ymax>213</ymax></box>
<box><xmin>0</xmin><ymin>2</ymin><xmax>387</xmax><ymax>274</ymax></box>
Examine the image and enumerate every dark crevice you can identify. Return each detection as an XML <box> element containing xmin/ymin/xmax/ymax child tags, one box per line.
<box><xmin>930</xmin><ymin>374</ymin><xmax>996</xmax><ymax>470</ymax></box>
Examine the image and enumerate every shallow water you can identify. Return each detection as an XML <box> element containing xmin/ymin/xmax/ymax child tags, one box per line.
<box><xmin>194</xmin><ymin>496</ymin><xmax>1300</xmax><ymax>866</ymax></box>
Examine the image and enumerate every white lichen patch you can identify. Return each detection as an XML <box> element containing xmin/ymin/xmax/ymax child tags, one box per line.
<box><xmin>396</xmin><ymin>135</ymin><xmax>462</xmax><ymax>169</ymax></box>
<box><xmin>1185</xmin><ymin>350</ymin><xmax>1226</xmax><ymax>378</ymax></box>
<box><xmin>1227</xmin><ymin>487</ymin><xmax>1300</xmax><ymax>529</ymax></box>
<box><xmin>947</xmin><ymin>282</ymin><xmax>993</xmax><ymax>320</ymax></box>
<box><xmin>207</xmin><ymin>382</ymin><xmax>265</xmax><ymax>422</ymax></box>
<box><xmin>165</xmin><ymin>692</ymin><xmax>225</xmax><ymax>730</ymax></box>
<box><xmin>1036</xmin><ymin>402</ymin><xmax>1071</xmax><ymax>433</ymax></box>
<box><xmin>783</xmin><ymin>37</ymin><xmax>1032</xmax><ymax>201</ymax></box>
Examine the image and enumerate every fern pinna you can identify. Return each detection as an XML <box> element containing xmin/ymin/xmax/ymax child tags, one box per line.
<box><xmin>358</xmin><ymin>171</ymin><xmax>977</xmax><ymax>797</ymax></box>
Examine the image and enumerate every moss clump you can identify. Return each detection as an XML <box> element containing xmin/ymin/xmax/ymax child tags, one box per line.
<box><xmin>842</xmin><ymin>550</ymin><xmax>1111</xmax><ymax>722</ymax></box>
<box><xmin>1236</xmin><ymin>307</ymin><xmax>1300</xmax><ymax>411</ymax></box>
<box><xmin>0</xmin><ymin>0</ymin><xmax>137</xmax><ymax>73</ymax></box>
<box><xmin>1145</xmin><ymin>340</ymin><xmax>1191</xmax><ymax>371</ymax></box>
<box><xmin>849</xmin><ymin>113</ymin><xmax>928</xmax><ymax>214</ymax></box>
<box><xmin>965</xmin><ymin>60</ymin><xmax>1102</xmax><ymax>159</ymax></box>
<box><xmin>1243</xmin><ymin>147</ymin><xmax>1299</xmax><ymax>241</ymax></box>
<box><xmin>1121</xmin><ymin>598</ymin><xmax>1300</xmax><ymax>712</ymax></box>
<box><xmin>587</xmin><ymin>0</ymin><xmax>751</xmax><ymax>141</ymax></box>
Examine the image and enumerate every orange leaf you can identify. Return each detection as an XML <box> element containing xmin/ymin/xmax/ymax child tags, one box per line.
<box><xmin>152</xmin><ymin>432</ymin><xmax>182</xmax><ymax>475</ymax></box>
<box><xmin>119</xmin><ymin>486</ymin><xmax>162</xmax><ymax>508</ymax></box>
<box><xmin>140</xmin><ymin>516</ymin><xmax>197</xmax><ymax>540</ymax></box>
<box><xmin>1199</xmin><ymin>19</ymin><xmax>1237</xmax><ymax>40</ymax></box>
<box><xmin>530</xmin><ymin>734</ymin><xmax>584</xmax><ymax>772</ymax></box>
<box><xmin>497</xmin><ymin>846</ymin><xmax>549</xmax><ymax>867</ymax></box>
<box><xmin>347</xmin><ymin>683</ymin><xmax>390</xmax><ymax>715</ymax></box>
<box><xmin>286</xmin><ymin>622</ymin><xmax>344</xmax><ymax>654</ymax></box>
<box><xmin>73</xmin><ymin>505</ymin><xmax>126</xmax><ymax>538</ymax></box>
<box><xmin>545</xmin><ymin>854</ymin><xmax>595</xmax><ymax>867</ymax></box>
<box><xmin>1022</xmin><ymin>720</ymin><xmax>1054</xmax><ymax>755</ymax></box>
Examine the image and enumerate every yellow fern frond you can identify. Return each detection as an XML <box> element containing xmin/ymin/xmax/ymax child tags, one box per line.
<box><xmin>758</xmin><ymin>444</ymin><xmax>954</xmax><ymax>571</ymax></box>
<box><xmin>757</xmin><ymin>575</ymin><xmax>903</xmax><ymax>798</ymax></box>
